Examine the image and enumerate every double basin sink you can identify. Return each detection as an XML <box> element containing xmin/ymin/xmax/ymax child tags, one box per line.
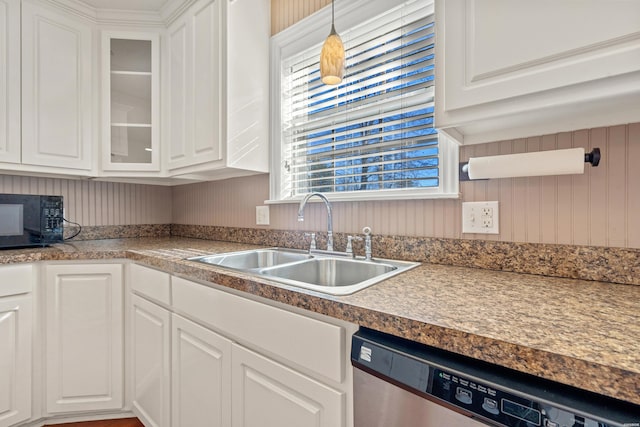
<box><xmin>187</xmin><ymin>248</ymin><xmax>420</xmax><ymax>295</ymax></box>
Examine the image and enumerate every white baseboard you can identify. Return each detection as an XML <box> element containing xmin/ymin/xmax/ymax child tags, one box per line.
<box><xmin>19</xmin><ymin>411</ymin><xmax>137</xmax><ymax>427</ymax></box>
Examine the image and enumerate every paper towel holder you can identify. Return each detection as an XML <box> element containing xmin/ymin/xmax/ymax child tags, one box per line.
<box><xmin>459</xmin><ymin>148</ymin><xmax>600</xmax><ymax>181</ymax></box>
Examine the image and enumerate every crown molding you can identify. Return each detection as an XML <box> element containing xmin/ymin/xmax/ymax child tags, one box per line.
<box><xmin>41</xmin><ymin>0</ymin><xmax>98</xmax><ymax>22</ymax></box>
<box><xmin>95</xmin><ymin>9</ymin><xmax>165</xmax><ymax>28</ymax></box>
<box><xmin>161</xmin><ymin>0</ymin><xmax>198</xmax><ymax>25</ymax></box>
<box><xmin>40</xmin><ymin>0</ymin><xmax>194</xmax><ymax>27</ymax></box>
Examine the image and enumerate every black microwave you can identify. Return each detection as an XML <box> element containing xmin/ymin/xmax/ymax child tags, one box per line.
<box><xmin>0</xmin><ymin>194</ymin><xmax>64</xmax><ymax>249</ymax></box>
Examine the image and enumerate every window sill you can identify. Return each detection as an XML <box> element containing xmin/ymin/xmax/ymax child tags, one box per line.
<box><xmin>265</xmin><ymin>189</ymin><xmax>461</xmax><ymax>204</ymax></box>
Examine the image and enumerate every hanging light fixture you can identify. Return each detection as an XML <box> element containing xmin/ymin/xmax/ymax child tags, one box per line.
<box><xmin>319</xmin><ymin>0</ymin><xmax>345</xmax><ymax>85</ymax></box>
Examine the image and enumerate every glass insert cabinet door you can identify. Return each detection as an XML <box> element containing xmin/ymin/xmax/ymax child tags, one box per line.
<box><xmin>101</xmin><ymin>32</ymin><xmax>160</xmax><ymax>172</ymax></box>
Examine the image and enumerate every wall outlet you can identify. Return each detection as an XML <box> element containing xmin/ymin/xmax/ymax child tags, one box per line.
<box><xmin>462</xmin><ymin>201</ymin><xmax>499</xmax><ymax>234</ymax></box>
<box><xmin>256</xmin><ymin>205</ymin><xmax>270</xmax><ymax>225</ymax></box>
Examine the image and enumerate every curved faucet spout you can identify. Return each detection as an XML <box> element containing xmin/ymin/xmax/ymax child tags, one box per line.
<box><xmin>297</xmin><ymin>192</ymin><xmax>333</xmax><ymax>251</ymax></box>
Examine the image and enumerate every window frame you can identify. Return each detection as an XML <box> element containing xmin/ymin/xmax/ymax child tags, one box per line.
<box><xmin>269</xmin><ymin>0</ymin><xmax>460</xmax><ymax>203</ymax></box>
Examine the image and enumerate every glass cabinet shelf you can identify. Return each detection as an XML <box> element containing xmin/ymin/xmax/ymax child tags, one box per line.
<box><xmin>102</xmin><ymin>33</ymin><xmax>159</xmax><ymax>172</ymax></box>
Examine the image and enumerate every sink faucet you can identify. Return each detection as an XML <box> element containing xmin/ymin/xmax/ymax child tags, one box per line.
<box><xmin>297</xmin><ymin>192</ymin><xmax>333</xmax><ymax>252</ymax></box>
<box><xmin>362</xmin><ymin>226</ymin><xmax>372</xmax><ymax>260</ymax></box>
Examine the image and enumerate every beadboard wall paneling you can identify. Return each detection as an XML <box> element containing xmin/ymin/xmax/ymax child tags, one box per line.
<box><xmin>171</xmin><ymin>123</ymin><xmax>640</xmax><ymax>249</ymax></box>
<box><xmin>271</xmin><ymin>0</ymin><xmax>330</xmax><ymax>35</ymax></box>
<box><xmin>0</xmin><ymin>175</ymin><xmax>172</xmax><ymax>226</ymax></box>
<box><xmin>460</xmin><ymin>124</ymin><xmax>638</xmax><ymax>248</ymax></box>
<box><xmin>171</xmin><ymin>174</ymin><xmax>270</xmax><ymax>227</ymax></box>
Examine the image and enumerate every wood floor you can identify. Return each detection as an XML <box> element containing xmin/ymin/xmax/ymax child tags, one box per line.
<box><xmin>44</xmin><ymin>418</ymin><xmax>144</xmax><ymax>427</ymax></box>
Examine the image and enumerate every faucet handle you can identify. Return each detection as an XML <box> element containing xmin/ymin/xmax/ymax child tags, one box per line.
<box><xmin>346</xmin><ymin>235</ymin><xmax>363</xmax><ymax>258</ymax></box>
<box><xmin>304</xmin><ymin>232</ymin><xmax>317</xmax><ymax>251</ymax></box>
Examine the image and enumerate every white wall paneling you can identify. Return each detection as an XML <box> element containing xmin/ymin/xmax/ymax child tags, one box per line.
<box><xmin>171</xmin><ymin>123</ymin><xmax>640</xmax><ymax>249</ymax></box>
<box><xmin>0</xmin><ymin>175</ymin><xmax>172</xmax><ymax>226</ymax></box>
<box><xmin>270</xmin><ymin>0</ymin><xmax>330</xmax><ymax>35</ymax></box>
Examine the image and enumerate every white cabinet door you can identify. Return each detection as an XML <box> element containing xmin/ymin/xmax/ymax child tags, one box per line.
<box><xmin>166</xmin><ymin>0</ymin><xmax>222</xmax><ymax>172</ymax></box>
<box><xmin>131</xmin><ymin>295</ymin><xmax>170</xmax><ymax>427</ymax></box>
<box><xmin>0</xmin><ymin>264</ymin><xmax>32</xmax><ymax>427</ymax></box>
<box><xmin>232</xmin><ymin>344</ymin><xmax>345</xmax><ymax>427</ymax></box>
<box><xmin>0</xmin><ymin>295</ymin><xmax>32</xmax><ymax>427</ymax></box>
<box><xmin>0</xmin><ymin>0</ymin><xmax>20</xmax><ymax>164</ymax></box>
<box><xmin>171</xmin><ymin>314</ymin><xmax>232</xmax><ymax>427</ymax></box>
<box><xmin>435</xmin><ymin>0</ymin><xmax>640</xmax><ymax>144</ymax></box>
<box><xmin>225</xmin><ymin>0</ymin><xmax>269</xmax><ymax>172</ymax></box>
<box><xmin>45</xmin><ymin>264</ymin><xmax>123</xmax><ymax>414</ymax></box>
<box><xmin>101</xmin><ymin>31</ymin><xmax>161</xmax><ymax>173</ymax></box>
<box><xmin>165</xmin><ymin>0</ymin><xmax>269</xmax><ymax>178</ymax></box>
<box><xmin>21</xmin><ymin>1</ymin><xmax>93</xmax><ymax>171</ymax></box>
<box><xmin>172</xmin><ymin>276</ymin><xmax>347</xmax><ymax>383</ymax></box>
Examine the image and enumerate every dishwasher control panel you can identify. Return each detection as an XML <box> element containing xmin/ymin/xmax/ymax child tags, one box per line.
<box><xmin>352</xmin><ymin>328</ymin><xmax>640</xmax><ymax>427</ymax></box>
<box><xmin>432</xmin><ymin>368</ymin><xmax>545</xmax><ymax>425</ymax></box>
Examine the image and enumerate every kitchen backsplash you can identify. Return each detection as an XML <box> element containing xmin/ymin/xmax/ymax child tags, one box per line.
<box><xmin>64</xmin><ymin>224</ymin><xmax>170</xmax><ymax>240</ymax></box>
<box><xmin>170</xmin><ymin>224</ymin><xmax>640</xmax><ymax>286</ymax></box>
<box><xmin>171</xmin><ymin>123</ymin><xmax>640</xmax><ymax>250</ymax></box>
<box><xmin>0</xmin><ymin>175</ymin><xmax>172</xmax><ymax>226</ymax></box>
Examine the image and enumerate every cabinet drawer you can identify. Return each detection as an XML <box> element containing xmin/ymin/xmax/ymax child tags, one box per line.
<box><xmin>172</xmin><ymin>276</ymin><xmax>346</xmax><ymax>383</ymax></box>
<box><xmin>0</xmin><ymin>264</ymin><xmax>33</xmax><ymax>297</ymax></box>
<box><xmin>130</xmin><ymin>264</ymin><xmax>171</xmax><ymax>305</ymax></box>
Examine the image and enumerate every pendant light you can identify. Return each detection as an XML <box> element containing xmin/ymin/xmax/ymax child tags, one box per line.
<box><xmin>319</xmin><ymin>0</ymin><xmax>345</xmax><ymax>85</ymax></box>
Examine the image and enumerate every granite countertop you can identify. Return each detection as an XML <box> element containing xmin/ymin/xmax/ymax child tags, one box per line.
<box><xmin>3</xmin><ymin>237</ymin><xmax>639</xmax><ymax>406</ymax></box>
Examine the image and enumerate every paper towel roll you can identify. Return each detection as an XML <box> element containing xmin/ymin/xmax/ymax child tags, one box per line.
<box><xmin>467</xmin><ymin>148</ymin><xmax>586</xmax><ymax>180</ymax></box>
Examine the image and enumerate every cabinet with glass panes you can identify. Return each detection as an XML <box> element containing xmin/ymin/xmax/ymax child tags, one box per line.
<box><xmin>101</xmin><ymin>33</ymin><xmax>159</xmax><ymax>173</ymax></box>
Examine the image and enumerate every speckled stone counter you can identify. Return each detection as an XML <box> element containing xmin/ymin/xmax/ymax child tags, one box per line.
<box><xmin>2</xmin><ymin>237</ymin><xmax>639</xmax><ymax>407</ymax></box>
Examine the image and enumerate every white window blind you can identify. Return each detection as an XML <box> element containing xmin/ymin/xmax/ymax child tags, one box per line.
<box><xmin>272</xmin><ymin>0</ymin><xmax>459</xmax><ymax>202</ymax></box>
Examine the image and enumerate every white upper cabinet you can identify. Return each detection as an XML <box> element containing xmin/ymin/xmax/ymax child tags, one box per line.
<box><xmin>435</xmin><ymin>0</ymin><xmax>640</xmax><ymax>144</ymax></box>
<box><xmin>165</xmin><ymin>0</ymin><xmax>270</xmax><ymax>179</ymax></box>
<box><xmin>101</xmin><ymin>32</ymin><xmax>160</xmax><ymax>174</ymax></box>
<box><xmin>0</xmin><ymin>0</ymin><xmax>269</xmax><ymax>183</ymax></box>
<box><xmin>225</xmin><ymin>0</ymin><xmax>270</xmax><ymax>173</ymax></box>
<box><xmin>0</xmin><ymin>0</ymin><xmax>20</xmax><ymax>165</ymax></box>
<box><xmin>166</xmin><ymin>0</ymin><xmax>223</xmax><ymax>171</ymax></box>
<box><xmin>21</xmin><ymin>0</ymin><xmax>94</xmax><ymax>172</ymax></box>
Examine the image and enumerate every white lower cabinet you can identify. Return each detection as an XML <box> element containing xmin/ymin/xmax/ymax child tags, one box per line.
<box><xmin>0</xmin><ymin>264</ymin><xmax>33</xmax><ymax>427</ymax></box>
<box><xmin>1</xmin><ymin>260</ymin><xmax>353</xmax><ymax>427</ymax></box>
<box><xmin>171</xmin><ymin>314</ymin><xmax>231</xmax><ymax>427</ymax></box>
<box><xmin>231</xmin><ymin>344</ymin><xmax>344</xmax><ymax>427</ymax></box>
<box><xmin>44</xmin><ymin>263</ymin><xmax>123</xmax><ymax>414</ymax></box>
<box><xmin>128</xmin><ymin>264</ymin><xmax>355</xmax><ymax>427</ymax></box>
<box><xmin>131</xmin><ymin>295</ymin><xmax>171</xmax><ymax>427</ymax></box>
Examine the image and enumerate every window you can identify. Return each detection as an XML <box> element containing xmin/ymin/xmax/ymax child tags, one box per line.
<box><xmin>270</xmin><ymin>0</ymin><xmax>459</xmax><ymax>202</ymax></box>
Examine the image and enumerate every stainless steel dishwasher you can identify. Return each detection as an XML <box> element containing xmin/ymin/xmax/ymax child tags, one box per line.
<box><xmin>351</xmin><ymin>328</ymin><xmax>640</xmax><ymax>427</ymax></box>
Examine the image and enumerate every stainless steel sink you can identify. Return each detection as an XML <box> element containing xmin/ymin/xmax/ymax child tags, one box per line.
<box><xmin>188</xmin><ymin>248</ymin><xmax>419</xmax><ymax>296</ymax></box>
<box><xmin>260</xmin><ymin>257</ymin><xmax>395</xmax><ymax>286</ymax></box>
<box><xmin>188</xmin><ymin>248</ymin><xmax>312</xmax><ymax>270</ymax></box>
